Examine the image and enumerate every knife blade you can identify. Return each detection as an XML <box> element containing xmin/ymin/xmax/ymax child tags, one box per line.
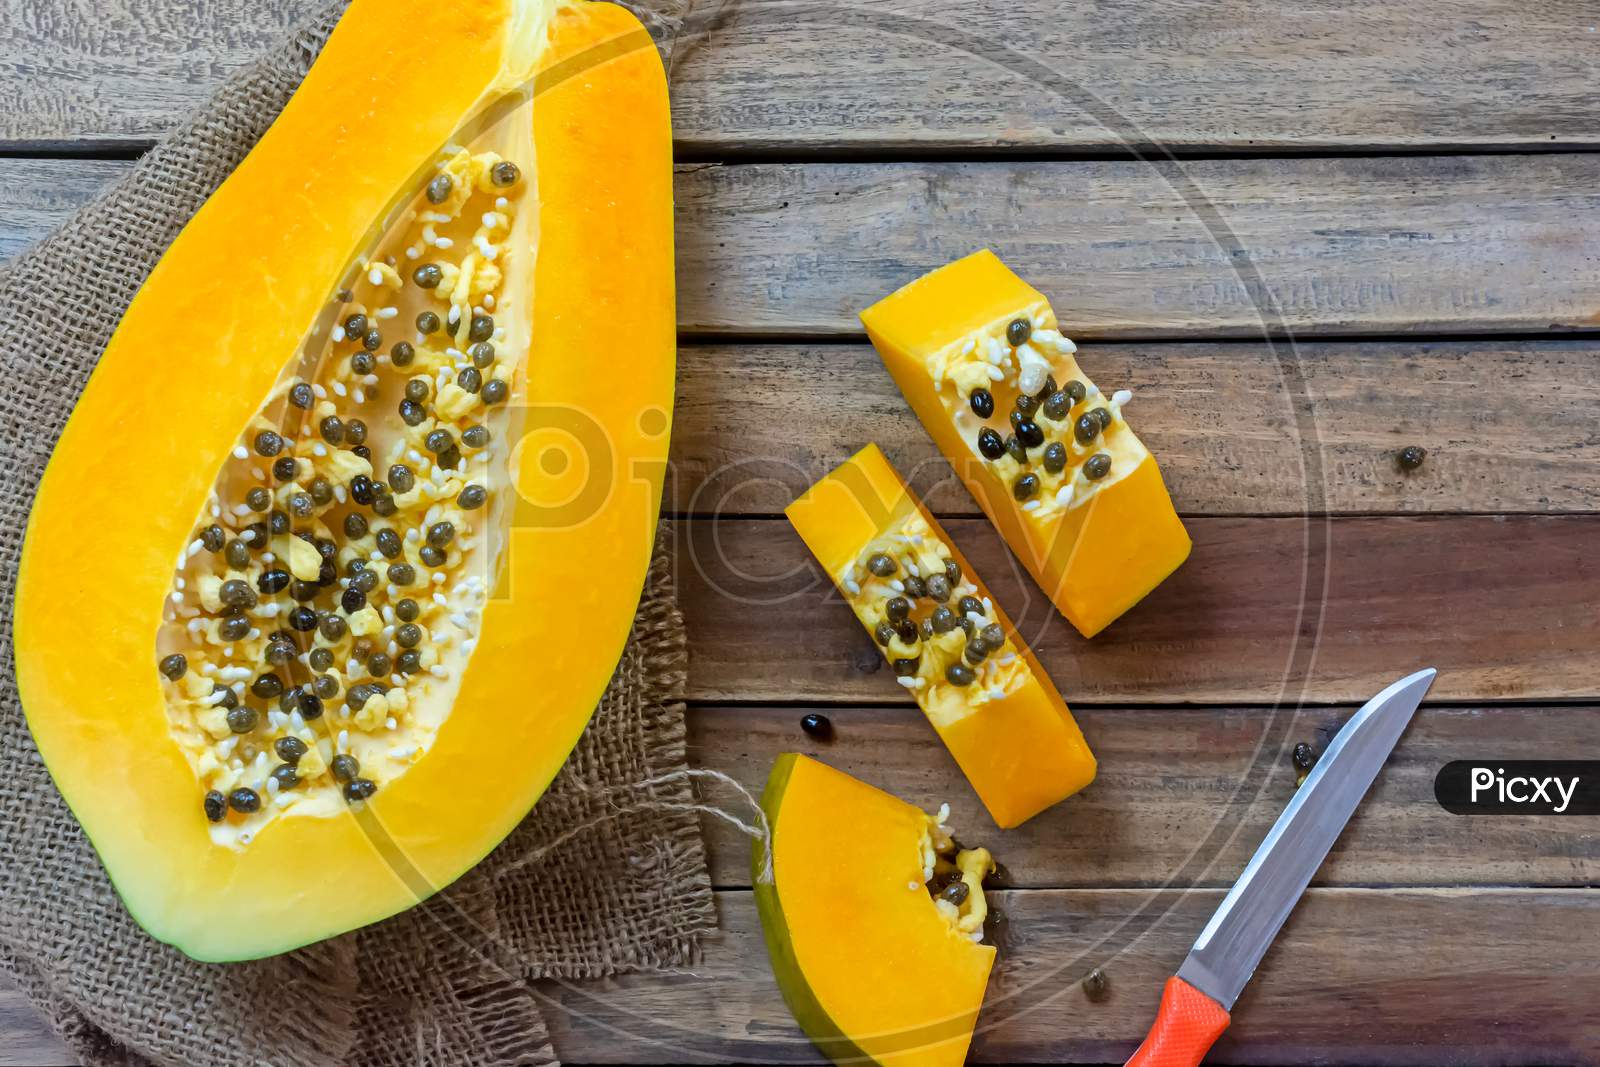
<box><xmin>1125</xmin><ymin>667</ymin><xmax>1437</xmax><ymax>1067</ymax></box>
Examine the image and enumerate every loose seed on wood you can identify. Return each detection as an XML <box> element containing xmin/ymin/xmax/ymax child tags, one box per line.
<box><xmin>800</xmin><ymin>713</ymin><xmax>833</xmax><ymax>741</ymax></box>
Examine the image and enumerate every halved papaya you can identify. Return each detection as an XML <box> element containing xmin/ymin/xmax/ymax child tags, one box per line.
<box><xmin>756</xmin><ymin>754</ymin><xmax>997</xmax><ymax>1067</ymax></box>
<box><xmin>12</xmin><ymin>0</ymin><xmax>673</xmax><ymax>961</ymax></box>
<box><xmin>861</xmin><ymin>251</ymin><xmax>1191</xmax><ymax>638</ymax></box>
<box><xmin>786</xmin><ymin>444</ymin><xmax>1095</xmax><ymax>828</ymax></box>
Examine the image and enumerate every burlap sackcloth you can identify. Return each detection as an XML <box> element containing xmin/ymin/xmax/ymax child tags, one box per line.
<box><xmin>0</xmin><ymin>3</ymin><xmax>714</xmax><ymax>1064</ymax></box>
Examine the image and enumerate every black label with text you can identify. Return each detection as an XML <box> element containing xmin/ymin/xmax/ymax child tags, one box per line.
<box><xmin>1434</xmin><ymin>761</ymin><xmax>1600</xmax><ymax>815</ymax></box>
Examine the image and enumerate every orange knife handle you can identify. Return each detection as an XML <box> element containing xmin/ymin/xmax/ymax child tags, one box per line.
<box><xmin>1125</xmin><ymin>977</ymin><xmax>1231</xmax><ymax>1067</ymax></box>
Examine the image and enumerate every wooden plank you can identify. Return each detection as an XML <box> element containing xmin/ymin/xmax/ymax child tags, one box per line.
<box><xmin>676</xmin><ymin>515</ymin><xmax>1600</xmax><ymax>704</ymax></box>
<box><xmin>6</xmin><ymin>0</ymin><xmax>1600</xmax><ymax>154</ymax></box>
<box><xmin>1</xmin><ymin>157</ymin><xmax>1595</xmax><ymax>516</ymax></box>
<box><xmin>670</xmin><ymin>340</ymin><xmax>1600</xmax><ymax>516</ymax></box>
<box><xmin>688</xmin><ymin>704</ymin><xmax>1600</xmax><ymax>889</ymax></box>
<box><xmin>538</xmin><ymin>887</ymin><xmax>1600</xmax><ymax>1064</ymax></box>
<box><xmin>0</xmin><ymin>977</ymin><xmax>72</xmax><ymax>1066</ymax></box>
<box><xmin>673</xmin><ymin>156</ymin><xmax>1600</xmax><ymax>338</ymax></box>
<box><xmin>7</xmin><ymin>155</ymin><xmax>1600</xmax><ymax>339</ymax></box>
<box><xmin>0</xmin><ymin>159</ymin><xmax>126</xmax><ymax>262</ymax></box>
<box><xmin>3</xmin><ymin>160</ymin><xmax>1597</xmax><ymax>517</ymax></box>
<box><xmin>10</xmin><ymin>887</ymin><xmax>1598</xmax><ymax>1064</ymax></box>
<box><xmin>0</xmin><ymin>0</ymin><xmax>320</xmax><ymax>151</ymax></box>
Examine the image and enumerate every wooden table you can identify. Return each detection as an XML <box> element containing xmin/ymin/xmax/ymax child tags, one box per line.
<box><xmin>5</xmin><ymin>1</ymin><xmax>1600</xmax><ymax>1063</ymax></box>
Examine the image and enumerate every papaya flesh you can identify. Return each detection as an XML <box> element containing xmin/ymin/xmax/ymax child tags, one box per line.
<box><xmin>861</xmin><ymin>250</ymin><xmax>1191</xmax><ymax>638</ymax></box>
<box><xmin>755</xmin><ymin>754</ymin><xmax>997</xmax><ymax>1067</ymax></box>
<box><xmin>13</xmin><ymin>0</ymin><xmax>674</xmax><ymax>961</ymax></box>
<box><xmin>786</xmin><ymin>444</ymin><xmax>1095</xmax><ymax>828</ymax></box>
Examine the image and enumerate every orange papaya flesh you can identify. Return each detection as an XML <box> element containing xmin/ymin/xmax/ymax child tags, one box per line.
<box><xmin>755</xmin><ymin>753</ymin><xmax>997</xmax><ymax>1067</ymax></box>
<box><xmin>861</xmin><ymin>250</ymin><xmax>1191</xmax><ymax>638</ymax></box>
<box><xmin>785</xmin><ymin>444</ymin><xmax>1095</xmax><ymax>828</ymax></box>
<box><xmin>13</xmin><ymin>0</ymin><xmax>673</xmax><ymax>961</ymax></box>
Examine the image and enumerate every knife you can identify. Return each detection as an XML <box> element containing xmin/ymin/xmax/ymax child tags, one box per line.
<box><xmin>1125</xmin><ymin>668</ymin><xmax>1437</xmax><ymax>1067</ymax></box>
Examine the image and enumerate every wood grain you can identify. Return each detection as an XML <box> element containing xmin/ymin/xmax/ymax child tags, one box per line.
<box><xmin>673</xmin><ymin>155</ymin><xmax>1600</xmax><ymax>338</ymax></box>
<box><xmin>0</xmin><ymin>159</ymin><xmax>126</xmax><ymax>262</ymax></box>
<box><xmin>10</xmin><ymin>885</ymin><xmax>1598</xmax><ymax>1064</ymax></box>
<box><xmin>3</xmin><ymin>159</ymin><xmax>1597</xmax><ymax>516</ymax></box>
<box><xmin>1</xmin><ymin>0</ymin><xmax>319</xmax><ymax>152</ymax></box>
<box><xmin>7</xmin><ymin>155</ymin><xmax>1600</xmax><ymax>339</ymax></box>
<box><xmin>537</xmin><ymin>887</ymin><xmax>1600</xmax><ymax>1064</ymax></box>
<box><xmin>688</xmin><ymin>704</ymin><xmax>1600</xmax><ymax>889</ymax></box>
<box><xmin>6</xmin><ymin>0</ymin><xmax>1600</xmax><ymax>154</ymax></box>
<box><xmin>675</xmin><ymin>515</ymin><xmax>1600</xmax><ymax>704</ymax></box>
<box><xmin>671</xmin><ymin>340</ymin><xmax>1600</xmax><ymax>516</ymax></box>
<box><xmin>0</xmin><ymin>979</ymin><xmax>72</xmax><ymax>1066</ymax></box>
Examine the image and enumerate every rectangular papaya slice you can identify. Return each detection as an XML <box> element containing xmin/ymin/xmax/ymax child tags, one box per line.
<box><xmin>785</xmin><ymin>444</ymin><xmax>1095</xmax><ymax>829</ymax></box>
<box><xmin>861</xmin><ymin>250</ymin><xmax>1191</xmax><ymax>638</ymax></box>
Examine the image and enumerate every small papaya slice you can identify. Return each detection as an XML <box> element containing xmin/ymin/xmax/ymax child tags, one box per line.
<box><xmin>755</xmin><ymin>753</ymin><xmax>997</xmax><ymax>1067</ymax></box>
<box><xmin>13</xmin><ymin>0</ymin><xmax>673</xmax><ymax>960</ymax></box>
<box><xmin>785</xmin><ymin>444</ymin><xmax>1095</xmax><ymax>828</ymax></box>
<box><xmin>861</xmin><ymin>250</ymin><xmax>1191</xmax><ymax>638</ymax></box>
